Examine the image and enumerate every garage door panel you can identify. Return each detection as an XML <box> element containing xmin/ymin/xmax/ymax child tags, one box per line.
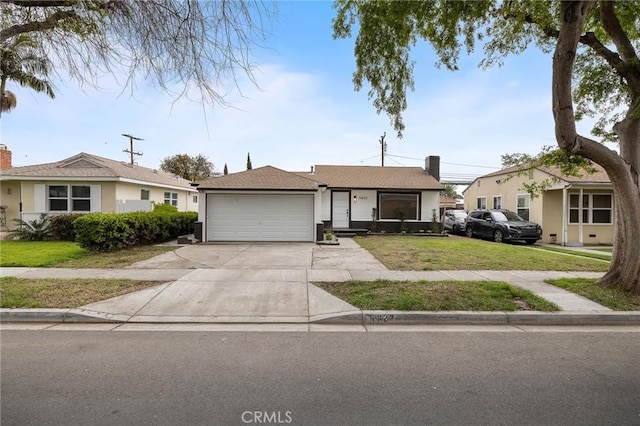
<box><xmin>207</xmin><ymin>194</ymin><xmax>313</xmax><ymax>242</ymax></box>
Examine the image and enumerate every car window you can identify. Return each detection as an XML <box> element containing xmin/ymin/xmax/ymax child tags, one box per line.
<box><xmin>454</xmin><ymin>211</ymin><xmax>467</xmax><ymax>219</ymax></box>
<box><xmin>493</xmin><ymin>211</ymin><xmax>524</xmax><ymax>222</ymax></box>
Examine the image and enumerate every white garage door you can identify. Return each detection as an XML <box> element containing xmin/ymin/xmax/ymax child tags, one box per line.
<box><xmin>207</xmin><ymin>194</ymin><xmax>314</xmax><ymax>242</ymax></box>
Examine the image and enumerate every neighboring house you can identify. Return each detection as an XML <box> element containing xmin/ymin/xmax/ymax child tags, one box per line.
<box><xmin>463</xmin><ymin>163</ymin><xmax>613</xmax><ymax>246</ymax></box>
<box><xmin>193</xmin><ymin>156</ymin><xmax>443</xmax><ymax>242</ymax></box>
<box><xmin>0</xmin><ymin>147</ymin><xmax>198</xmax><ymax>236</ymax></box>
<box><xmin>439</xmin><ymin>195</ymin><xmax>458</xmax><ymax>218</ymax></box>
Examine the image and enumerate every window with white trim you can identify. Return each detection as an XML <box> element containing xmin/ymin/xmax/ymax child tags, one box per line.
<box><xmin>476</xmin><ymin>197</ymin><xmax>487</xmax><ymax>209</ymax></box>
<box><xmin>379</xmin><ymin>193</ymin><xmax>419</xmax><ymax>220</ymax></box>
<box><xmin>492</xmin><ymin>196</ymin><xmax>502</xmax><ymax>209</ymax></box>
<box><xmin>517</xmin><ymin>194</ymin><xmax>530</xmax><ymax>220</ymax></box>
<box><xmin>569</xmin><ymin>193</ymin><xmax>612</xmax><ymax>224</ymax></box>
<box><xmin>164</xmin><ymin>192</ymin><xmax>178</xmax><ymax>206</ymax></box>
<box><xmin>192</xmin><ymin>195</ymin><xmax>198</xmax><ymax>203</ymax></box>
<box><xmin>48</xmin><ymin>185</ymin><xmax>91</xmax><ymax>212</ymax></box>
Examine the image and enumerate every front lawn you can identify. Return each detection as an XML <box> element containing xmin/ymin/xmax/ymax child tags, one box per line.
<box><xmin>354</xmin><ymin>235</ymin><xmax>609</xmax><ymax>271</ymax></box>
<box><xmin>546</xmin><ymin>278</ymin><xmax>640</xmax><ymax>311</ymax></box>
<box><xmin>0</xmin><ymin>277</ymin><xmax>165</xmax><ymax>308</ymax></box>
<box><xmin>316</xmin><ymin>280</ymin><xmax>559</xmax><ymax>311</ymax></box>
<box><xmin>0</xmin><ymin>241</ymin><xmax>176</xmax><ymax>268</ymax></box>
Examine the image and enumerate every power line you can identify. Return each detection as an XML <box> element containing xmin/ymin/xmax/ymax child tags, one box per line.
<box><xmin>386</xmin><ymin>153</ymin><xmax>499</xmax><ymax>169</ymax></box>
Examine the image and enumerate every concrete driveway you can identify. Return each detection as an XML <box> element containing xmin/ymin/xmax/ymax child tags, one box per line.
<box><xmin>126</xmin><ymin>238</ymin><xmax>387</xmax><ymax>270</ymax></box>
<box><xmin>75</xmin><ymin>238</ymin><xmax>385</xmax><ymax>323</ymax></box>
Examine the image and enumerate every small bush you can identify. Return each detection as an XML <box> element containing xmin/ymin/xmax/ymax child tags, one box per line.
<box><xmin>152</xmin><ymin>202</ymin><xmax>178</xmax><ymax>213</ymax></box>
<box><xmin>9</xmin><ymin>214</ymin><xmax>52</xmax><ymax>241</ymax></box>
<box><xmin>50</xmin><ymin>214</ymin><xmax>85</xmax><ymax>241</ymax></box>
<box><xmin>74</xmin><ymin>211</ymin><xmax>198</xmax><ymax>251</ymax></box>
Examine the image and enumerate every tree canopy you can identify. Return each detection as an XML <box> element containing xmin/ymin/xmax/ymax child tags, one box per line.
<box><xmin>1</xmin><ymin>0</ymin><xmax>276</xmax><ymax>106</ymax></box>
<box><xmin>333</xmin><ymin>0</ymin><xmax>640</xmax><ymax>292</ymax></box>
<box><xmin>159</xmin><ymin>154</ymin><xmax>214</xmax><ymax>182</ymax></box>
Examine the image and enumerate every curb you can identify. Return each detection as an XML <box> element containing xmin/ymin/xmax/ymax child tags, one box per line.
<box><xmin>3</xmin><ymin>308</ymin><xmax>640</xmax><ymax>326</ymax></box>
<box><xmin>347</xmin><ymin>310</ymin><xmax>640</xmax><ymax>326</ymax></box>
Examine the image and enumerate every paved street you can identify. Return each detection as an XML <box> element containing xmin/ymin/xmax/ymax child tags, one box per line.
<box><xmin>2</xmin><ymin>328</ymin><xmax>639</xmax><ymax>425</ymax></box>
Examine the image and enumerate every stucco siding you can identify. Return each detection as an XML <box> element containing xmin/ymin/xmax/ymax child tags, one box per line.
<box><xmin>541</xmin><ymin>191</ymin><xmax>563</xmax><ymax>243</ymax></box>
<box><xmin>0</xmin><ymin>181</ymin><xmax>22</xmax><ymax>229</ymax></box>
<box><xmin>420</xmin><ymin>191</ymin><xmax>440</xmax><ymax>222</ymax></box>
<box><xmin>351</xmin><ymin>190</ymin><xmax>377</xmax><ymax>222</ymax></box>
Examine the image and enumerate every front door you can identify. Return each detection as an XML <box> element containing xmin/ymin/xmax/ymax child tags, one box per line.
<box><xmin>332</xmin><ymin>191</ymin><xmax>350</xmax><ymax>229</ymax></box>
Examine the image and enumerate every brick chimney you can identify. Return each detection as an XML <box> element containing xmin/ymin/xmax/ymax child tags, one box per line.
<box><xmin>425</xmin><ymin>155</ymin><xmax>440</xmax><ymax>181</ymax></box>
<box><xmin>0</xmin><ymin>145</ymin><xmax>12</xmax><ymax>170</ymax></box>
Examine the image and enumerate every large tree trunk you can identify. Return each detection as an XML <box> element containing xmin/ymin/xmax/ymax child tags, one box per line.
<box><xmin>553</xmin><ymin>1</ymin><xmax>640</xmax><ymax>293</ymax></box>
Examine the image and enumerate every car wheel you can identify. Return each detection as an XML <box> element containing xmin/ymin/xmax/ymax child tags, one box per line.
<box><xmin>493</xmin><ymin>229</ymin><xmax>504</xmax><ymax>243</ymax></box>
<box><xmin>453</xmin><ymin>224</ymin><xmax>459</xmax><ymax>234</ymax></box>
<box><xmin>465</xmin><ymin>226</ymin><xmax>474</xmax><ymax>238</ymax></box>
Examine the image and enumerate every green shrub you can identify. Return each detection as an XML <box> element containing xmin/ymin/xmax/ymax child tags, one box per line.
<box><xmin>9</xmin><ymin>214</ymin><xmax>52</xmax><ymax>241</ymax></box>
<box><xmin>74</xmin><ymin>211</ymin><xmax>198</xmax><ymax>251</ymax></box>
<box><xmin>152</xmin><ymin>202</ymin><xmax>178</xmax><ymax>213</ymax></box>
<box><xmin>50</xmin><ymin>214</ymin><xmax>85</xmax><ymax>241</ymax></box>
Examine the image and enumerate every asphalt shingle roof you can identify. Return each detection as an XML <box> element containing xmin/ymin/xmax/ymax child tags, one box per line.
<box><xmin>478</xmin><ymin>163</ymin><xmax>610</xmax><ymax>184</ymax></box>
<box><xmin>299</xmin><ymin>165</ymin><xmax>442</xmax><ymax>190</ymax></box>
<box><xmin>196</xmin><ymin>166</ymin><xmax>322</xmax><ymax>190</ymax></box>
<box><xmin>1</xmin><ymin>152</ymin><xmax>195</xmax><ymax>189</ymax></box>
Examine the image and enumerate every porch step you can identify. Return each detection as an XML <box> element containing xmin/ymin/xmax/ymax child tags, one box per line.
<box><xmin>333</xmin><ymin>228</ymin><xmax>369</xmax><ymax>237</ymax></box>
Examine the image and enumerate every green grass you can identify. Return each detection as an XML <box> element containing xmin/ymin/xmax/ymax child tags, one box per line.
<box><xmin>354</xmin><ymin>235</ymin><xmax>609</xmax><ymax>271</ymax></box>
<box><xmin>316</xmin><ymin>280</ymin><xmax>559</xmax><ymax>311</ymax></box>
<box><xmin>0</xmin><ymin>241</ymin><xmax>88</xmax><ymax>267</ymax></box>
<box><xmin>591</xmin><ymin>247</ymin><xmax>614</xmax><ymax>253</ymax></box>
<box><xmin>546</xmin><ymin>278</ymin><xmax>640</xmax><ymax>311</ymax></box>
<box><xmin>534</xmin><ymin>245</ymin><xmax>612</xmax><ymax>261</ymax></box>
<box><xmin>0</xmin><ymin>277</ymin><xmax>165</xmax><ymax>308</ymax></box>
<box><xmin>0</xmin><ymin>241</ymin><xmax>176</xmax><ymax>268</ymax></box>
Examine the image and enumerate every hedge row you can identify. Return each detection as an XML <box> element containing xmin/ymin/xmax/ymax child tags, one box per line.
<box><xmin>50</xmin><ymin>214</ymin><xmax>85</xmax><ymax>241</ymax></box>
<box><xmin>73</xmin><ymin>211</ymin><xmax>198</xmax><ymax>251</ymax></box>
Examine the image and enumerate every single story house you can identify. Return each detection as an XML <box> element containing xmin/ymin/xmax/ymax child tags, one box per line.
<box><xmin>462</xmin><ymin>163</ymin><xmax>613</xmax><ymax>246</ymax></box>
<box><xmin>193</xmin><ymin>157</ymin><xmax>443</xmax><ymax>242</ymax></box>
<box><xmin>0</xmin><ymin>147</ymin><xmax>198</xmax><ymax>236</ymax></box>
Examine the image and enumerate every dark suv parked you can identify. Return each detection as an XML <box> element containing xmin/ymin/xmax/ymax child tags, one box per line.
<box><xmin>465</xmin><ymin>209</ymin><xmax>542</xmax><ymax>245</ymax></box>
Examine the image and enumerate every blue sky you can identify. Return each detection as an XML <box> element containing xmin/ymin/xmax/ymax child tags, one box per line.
<box><xmin>1</xmin><ymin>1</ymin><xmax>597</xmax><ymax>183</ymax></box>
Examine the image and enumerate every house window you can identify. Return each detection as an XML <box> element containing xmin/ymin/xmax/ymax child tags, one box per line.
<box><xmin>192</xmin><ymin>195</ymin><xmax>198</xmax><ymax>203</ymax></box>
<box><xmin>49</xmin><ymin>185</ymin><xmax>68</xmax><ymax>211</ymax></box>
<box><xmin>71</xmin><ymin>186</ymin><xmax>91</xmax><ymax>211</ymax></box>
<box><xmin>492</xmin><ymin>196</ymin><xmax>502</xmax><ymax>209</ymax></box>
<box><xmin>476</xmin><ymin>197</ymin><xmax>487</xmax><ymax>209</ymax></box>
<box><xmin>164</xmin><ymin>192</ymin><xmax>178</xmax><ymax>206</ymax></box>
<box><xmin>379</xmin><ymin>193</ymin><xmax>419</xmax><ymax>220</ymax></box>
<box><xmin>569</xmin><ymin>193</ymin><xmax>612</xmax><ymax>224</ymax></box>
<box><xmin>48</xmin><ymin>185</ymin><xmax>91</xmax><ymax>212</ymax></box>
<box><xmin>517</xmin><ymin>194</ymin><xmax>530</xmax><ymax>220</ymax></box>
<box><xmin>141</xmin><ymin>189</ymin><xmax>150</xmax><ymax>200</ymax></box>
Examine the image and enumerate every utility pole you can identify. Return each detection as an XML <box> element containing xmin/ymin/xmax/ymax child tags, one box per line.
<box><xmin>379</xmin><ymin>132</ymin><xmax>387</xmax><ymax>167</ymax></box>
<box><xmin>122</xmin><ymin>133</ymin><xmax>143</xmax><ymax>165</ymax></box>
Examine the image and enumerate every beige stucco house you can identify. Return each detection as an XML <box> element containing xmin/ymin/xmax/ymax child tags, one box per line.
<box><xmin>0</xmin><ymin>147</ymin><xmax>197</xmax><ymax>237</ymax></box>
<box><xmin>463</xmin><ymin>163</ymin><xmax>614</xmax><ymax>246</ymax></box>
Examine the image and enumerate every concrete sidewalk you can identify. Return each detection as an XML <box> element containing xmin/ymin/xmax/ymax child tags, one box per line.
<box><xmin>1</xmin><ymin>239</ymin><xmax>638</xmax><ymax>326</ymax></box>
